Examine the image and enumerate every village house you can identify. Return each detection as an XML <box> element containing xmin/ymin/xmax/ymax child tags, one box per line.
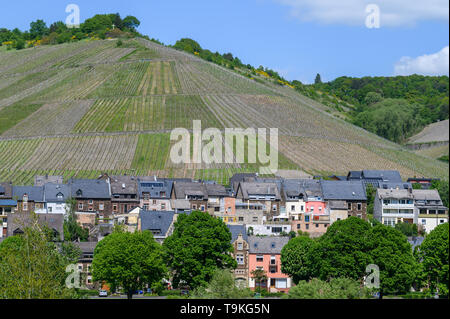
<box><xmin>282</xmin><ymin>179</ymin><xmax>329</xmax><ymax>237</ymax></box>
<box><xmin>44</xmin><ymin>183</ymin><xmax>70</xmax><ymax>215</ymax></box>
<box><xmin>227</xmin><ymin>224</ymin><xmax>250</xmax><ymax>286</ymax></box>
<box><xmin>248</xmin><ymin>236</ymin><xmax>291</xmax><ymax>293</ymax></box>
<box><xmin>235</xmin><ymin>200</ymin><xmax>265</xmax><ymax>225</ymax></box>
<box><xmin>138</xmin><ymin>210</ymin><xmax>176</xmax><ymax>243</ymax></box>
<box><xmin>113</xmin><ymin>206</ymin><xmax>140</xmax><ymax>232</ymax></box>
<box><xmin>7</xmin><ymin>211</ymin><xmax>64</xmax><ymax>240</ymax></box>
<box><xmin>414</xmin><ymin>189</ymin><xmax>448</xmax><ymax>233</ymax></box>
<box><xmin>347</xmin><ymin>170</ymin><xmax>403</xmax><ymax>187</ymax></box>
<box><xmin>246</xmin><ymin>223</ymin><xmax>291</xmax><ymax>236</ymax></box>
<box><xmin>216</xmin><ymin>197</ymin><xmax>237</xmax><ymax>223</ymax></box>
<box><xmin>373</xmin><ymin>187</ymin><xmax>416</xmax><ymax>226</ymax></box>
<box><xmin>69</xmin><ymin>179</ymin><xmax>112</xmax><ymax>221</ymax></box>
<box><xmin>104</xmin><ymin>175</ymin><xmax>140</xmax><ymax>215</ymax></box>
<box><xmin>172</xmin><ymin>181</ymin><xmax>209</xmax><ymax>212</ymax></box>
<box><xmin>235</xmin><ymin>181</ymin><xmax>282</xmax><ymax>220</ymax></box>
<box><xmin>0</xmin><ymin>182</ymin><xmax>14</xmax><ymax>238</ymax></box>
<box><xmin>205</xmin><ymin>182</ymin><xmax>228</xmax><ymax>215</ymax></box>
<box><xmin>320</xmin><ymin>180</ymin><xmax>367</xmax><ymax>220</ymax></box>
<box><xmin>13</xmin><ymin>186</ymin><xmax>46</xmax><ymax>214</ymax></box>
<box><xmin>138</xmin><ymin>177</ymin><xmax>174</xmax><ymax>212</ymax></box>
<box><xmin>73</xmin><ymin>241</ymin><xmax>97</xmax><ymax>290</ymax></box>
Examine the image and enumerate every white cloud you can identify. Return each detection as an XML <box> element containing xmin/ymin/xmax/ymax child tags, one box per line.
<box><xmin>394</xmin><ymin>46</ymin><xmax>449</xmax><ymax>76</ymax></box>
<box><xmin>276</xmin><ymin>0</ymin><xmax>449</xmax><ymax>27</ymax></box>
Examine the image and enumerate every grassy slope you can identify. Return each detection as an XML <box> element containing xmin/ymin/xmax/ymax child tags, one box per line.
<box><xmin>0</xmin><ymin>38</ymin><xmax>447</xmax><ymax>185</ymax></box>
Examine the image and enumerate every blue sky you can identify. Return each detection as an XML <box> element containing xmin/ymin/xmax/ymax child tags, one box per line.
<box><xmin>1</xmin><ymin>0</ymin><xmax>448</xmax><ymax>83</ymax></box>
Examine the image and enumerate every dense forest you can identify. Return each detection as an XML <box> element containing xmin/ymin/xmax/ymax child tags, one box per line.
<box><xmin>309</xmin><ymin>76</ymin><xmax>449</xmax><ymax>143</ymax></box>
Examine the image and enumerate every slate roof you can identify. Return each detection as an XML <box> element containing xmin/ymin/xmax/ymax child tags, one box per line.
<box><xmin>170</xmin><ymin>199</ymin><xmax>191</xmax><ymax>210</ymax></box>
<box><xmin>320</xmin><ymin>180</ymin><xmax>367</xmax><ymax>201</ymax></box>
<box><xmin>376</xmin><ymin>188</ymin><xmax>414</xmax><ymax>200</ymax></box>
<box><xmin>227</xmin><ymin>224</ymin><xmax>248</xmax><ymax>243</ymax></box>
<box><xmin>13</xmin><ymin>186</ymin><xmax>45</xmax><ymax>202</ymax></box>
<box><xmin>248</xmin><ymin>236</ymin><xmax>289</xmax><ymax>254</ymax></box>
<box><xmin>238</xmin><ymin>182</ymin><xmax>281</xmax><ymax>200</ymax></box>
<box><xmin>140</xmin><ymin>210</ymin><xmax>175</xmax><ymax>236</ymax></box>
<box><xmin>173</xmin><ymin>182</ymin><xmax>208</xmax><ymax>199</ymax></box>
<box><xmin>69</xmin><ymin>179</ymin><xmax>110</xmax><ymax>199</ymax></box>
<box><xmin>282</xmin><ymin>179</ymin><xmax>323</xmax><ymax>199</ymax></box>
<box><xmin>109</xmin><ymin>175</ymin><xmax>138</xmax><ymax>195</ymax></box>
<box><xmin>74</xmin><ymin>241</ymin><xmax>97</xmax><ymax>253</ymax></box>
<box><xmin>0</xmin><ymin>182</ymin><xmax>12</xmax><ymax>198</ymax></box>
<box><xmin>230</xmin><ymin>173</ymin><xmax>257</xmax><ymax>193</ymax></box>
<box><xmin>412</xmin><ymin>189</ymin><xmax>443</xmax><ymax>202</ymax></box>
<box><xmin>377</xmin><ymin>181</ymin><xmax>412</xmax><ymax>190</ymax></box>
<box><xmin>205</xmin><ymin>184</ymin><xmax>228</xmax><ymax>197</ymax></box>
<box><xmin>138</xmin><ymin>177</ymin><xmax>173</xmax><ymax>199</ymax></box>
<box><xmin>7</xmin><ymin>212</ymin><xmax>64</xmax><ymax>238</ymax></box>
<box><xmin>44</xmin><ymin>183</ymin><xmax>70</xmax><ymax>203</ymax></box>
<box><xmin>348</xmin><ymin>170</ymin><xmax>402</xmax><ymax>184</ymax></box>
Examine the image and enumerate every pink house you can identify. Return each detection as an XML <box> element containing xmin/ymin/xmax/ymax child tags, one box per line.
<box><xmin>248</xmin><ymin>236</ymin><xmax>291</xmax><ymax>293</ymax></box>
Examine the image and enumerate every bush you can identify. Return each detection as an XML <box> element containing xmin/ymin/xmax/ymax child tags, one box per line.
<box><xmin>286</xmin><ymin>278</ymin><xmax>368</xmax><ymax>299</ymax></box>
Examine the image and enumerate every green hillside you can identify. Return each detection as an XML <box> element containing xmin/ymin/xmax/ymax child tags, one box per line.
<box><xmin>0</xmin><ymin>37</ymin><xmax>448</xmax><ymax>185</ymax></box>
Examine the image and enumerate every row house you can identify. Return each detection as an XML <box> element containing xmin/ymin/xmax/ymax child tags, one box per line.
<box><xmin>139</xmin><ymin>177</ymin><xmax>174</xmax><ymax>212</ymax></box>
<box><xmin>44</xmin><ymin>183</ymin><xmax>70</xmax><ymax>215</ymax></box>
<box><xmin>7</xmin><ymin>211</ymin><xmax>64</xmax><ymax>240</ymax></box>
<box><xmin>246</xmin><ymin>223</ymin><xmax>291</xmax><ymax>236</ymax></box>
<box><xmin>172</xmin><ymin>181</ymin><xmax>209</xmax><ymax>212</ymax></box>
<box><xmin>227</xmin><ymin>224</ymin><xmax>249</xmax><ymax>286</ymax></box>
<box><xmin>0</xmin><ymin>182</ymin><xmax>14</xmax><ymax>238</ymax></box>
<box><xmin>321</xmin><ymin>180</ymin><xmax>367</xmax><ymax>220</ymax></box>
<box><xmin>137</xmin><ymin>210</ymin><xmax>176</xmax><ymax>244</ymax></box>
<box><xmin>374</xmin><ymin>188</ymin><xmax>448</xmax><ymax>233</ymax></box>
<box><xmin>248</xmin><ymin>236</ymin><xmax>291</xmax><ymax>293</ymax></box>
<box><xmin>105</xmin><ymin>175</ymin><xmax>140</xmax><ymax>215</ymax></box>
<box><xmin>205</xmin><ymin>183</ymin><xmax>228</xmax><ymax>215</ymax></box>
<box><xmin>235</xmin><ymin>181</ymin><xmax>282</xmax><ymax>220</ymax></box>
<box><xmin>347</xmin><ymin>170</ymin><xmax>403</xmax><ymax>188</ymax></box>
<box><xmin>69</xmin><ymin>179</ymin><xmax>112</xmax><ymax>221</ymax></box>
<box><xmin>282</xmin><ymin>179</ymin><xmax>329</xmax><ymax>237</ymax></box>
<box><xmin>73</xmin><ymin>241</ymin><xmax>97</xmax><ymax>290</ymax></box>
<box><xmin>13</xmin><ymin>186</ymin><xmax>46</xmax><ymax>214</ymax></box>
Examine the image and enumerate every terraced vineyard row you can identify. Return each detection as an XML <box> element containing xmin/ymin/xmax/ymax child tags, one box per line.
<box><xmin>87</xmin><ymin>61</ymin><xmax>181</xmax><ymax>98</ymax></box>
<box><xmin>16</xmin><ymin>135</ymin><xmax>138</xmax><ymax>171</ymax></box>
<box><xmin>72</xmin><ymin>95</ymin><xmax>222</xmax><ymax>133</ymax></box>
<box><xmin>2</xmin><ymin>100</ymin><xmax>94</xmax><ymax>137</ymax></box>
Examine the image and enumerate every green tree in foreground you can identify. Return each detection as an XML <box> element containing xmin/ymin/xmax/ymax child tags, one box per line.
<box><xmin>395</xmin><ymin>222</ymin><xmax>419</xmax><ymax>237</ymax></box>
<box><xmin>368</xmin><ymin>224</ymin><xmax>418</xmax><ymax>298</ymax></box>
<box><xmin>251</xmin><ymin>268</ymin><xmax>268</xmax><ymax>293</ymax></box>
<box><xmin>0</xmin><ymin>215</ymin><xmax>75</xmax><ymax>299</ymax></box>
<box><xmin>92</xmin><ymin>230</ymin><xmax>166</xmax><ymax>299</ymax></box>
<box><xmin>163</xmin><ymin>211</ymin><xmax>236</xmax><ymax>290</ymax></box>
<box><xmin>285</xmin><ymin>278</ymin><xmax>367</xmax><ymax>299</ymax></box>
<box><xmin>191</xmin><ymin>269</ymin><xmax>253</xmax><ymax>299</ymax></box>
<box><xmin>281</xmin><ymin>236</ymin><xmax>316</xmax><ymax>284</ymax></box>
<box><xmin>416</xmin><ymin>223</ymin><xmax>449</xmax><ymax>297</ymax></box>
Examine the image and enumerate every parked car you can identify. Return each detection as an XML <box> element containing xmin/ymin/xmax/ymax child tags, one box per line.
<box><xmin>99</xmin><ymin>290</ymin><xmax>108</xmax><ymax>297</ymax></box>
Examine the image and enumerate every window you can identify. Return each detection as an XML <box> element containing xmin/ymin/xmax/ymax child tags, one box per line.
<box><xmin>272</xmin><ymin>227</ymin><xmax>282</xmax><ymax>233</ymax></box>
<box><xmin>315</xmin><ymin>223</ymin><xmax>319</xmax><ymax>228</ymax></box>
<box><xmin>78</xmin><ymin>203</ymin><xmax>83</xmax><ymax>210</ymax></box>
<box><xmin>153</xmin><ymin>200</ymin><xmax>157</xmax><ymax>205</ymax></box>
<box><xmin>305</xmin><ymin>224</ymin><xmax>309</xmax><ymax>230</ymax></box>
<box><xmin>113</xmin><ymin>205</ymin><xmax>117</xmax><ymax>211</ymax></box>
<box><xmin>256</xmin><ymin>255</ymin><xmax>264</xmax><ymax>262</ymax></box>
<box><xmin>440</xmin><ymin>220</ymin><xmax>445</xmax><ymax>224</ymax></box>
<box><xmin>48</xmin><ymin>207</ymin><xmax>52</xmax><ymax>213</ymax></box>
<box><xmin>305</xmin><ymin>215</ymin><xmax>310</xmax><ymax>222</ymax></box>
<box><xmin>252</xmin><ymin>216</ymin><xmax>258</xmax><ymax>223</ymax></box>
<box><xmin>23</xmin><ymin>202</ymin><xmax>28</xmax><ymax>211</ymax></box>
<box><xmin>297</xmin><ymin>224</ymin><xmax>300</xmax><ymax>229</ymax></box>
<box><xmin>310</xmin><ymin>206</ymin><xmax>314</xmax><ymax>212</ymax></box>
<box><xmin>348</xmin><ymin>203</ymin><xmax>352</xmax><ymax>210</ymax></box>
<box><xmin>192</xmin><ymin>205</ymin><xmax>197</xmax><ymax>210</ymax></box>
<box><xmin>143</xmin><ymin>204</ymin><xmax>149</xmax><ymax>210</ymax></box>
<box><xmin>200</xmin><ymin>205</ymin><xmax>205</xmax><ymax>211</ymax></box>
<box><xmin>357</xmin><ymin>203</ymin><xmax>362</xmax><ymax>211</ymax></box>
<box><xmin>300</xmin><ymin>206</ymin><xmax>304</xmax><ymax>211</ymax></box>
<box><xmin>161</xmin><ymin>203</ymin><xmax>166</xmax><ymax>210</ymax></box>
<box><xmin>239</xmin><ymin>217</ymin><xmax>244</xmax><ymax>222</ymax></box>
<box><xmin>236</xmin><ymin>254</ymin><xmax>244</xmax><ymax>265</ymax></box>
<box><xmin>89</xmin><ymin>200</ymin><xmax>93</xmax><ymax>205</ymax></box>
<box><xmin>275</xmin><ymin>278</ymin><xmax>287</xmax><ymax>289</ymax></box>
<box><xmin>99</xmin><ymin>203</ymin><xmax>104</xmax><ymax>211</ymax></box>
<box><xmin>421</xmin><ymin>219</ymin><xmax>426</xmax><ymax>225</ymax></box>
<box><xmin>272</xmin><ymin>205</ymin><xmax>277</xmax><ymax>211</ymax></box>
<box><xmin>237</xmin><ymin>242</ymin><xmax>243</xmax><ymax>250</ymax></box>
<box><xmin>291</xmin><ymin>205</ymin><xmax>295</xmax><ymax>211</ymax></box>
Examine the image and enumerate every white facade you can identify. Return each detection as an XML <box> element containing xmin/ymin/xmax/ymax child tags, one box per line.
<box><xmin>417</xmin><ymin>215</ymin><xmax>448</xmax><ymax>233</ymax></box>
<box><xmin>45</xmin><ymin>202</ymin><xmax>68</xmax><ymax>215</ymax></box>
<box><xmin>246</xmin><ymin>224</ymin><xmax>291</xmax><ymax>236</ymax></box>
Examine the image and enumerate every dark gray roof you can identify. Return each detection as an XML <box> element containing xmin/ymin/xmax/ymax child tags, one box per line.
<box><xmin>238</xmin><ymin>182</ymin><xmax>281</xmax><ymax>200</ymax></box>
<box><xmin>173</xmin><ymin>182</ymin><xmax>208</xmax><ymax>199</ymax></box>
<box><xmin>205</xmin><ymin>184</ymin><xmax>227</xmax><ymax>197</ymax></box>
<box><xmin>227</xmin><ymin>224</ymin><xmax>248</xmax><ymax>243</ymax></box>
<box><xmin>7</xmin><ymin>212</ymin><xmax>64</xmax><ymax>238</ymax></box>
<box><xmin>140</xmin><ymin>210</ymin><xmax>175</xmax><ymax>236</ymax></box>
<box><xmin>44</xmin><ymin>183</ymin><xmax>70</xmax><ymax>203</ymax></box>
<box><xmin>69</xmin><ymin>179</ymin><xmax>110</xmax><ymax>199</ymax></box>
<box><xmin>138</xmin><ymin>177</ymin><xmax>173</xmax><ymax>199</ymax></box>
<box><xmin>74</xmin><ymin>241</ymin><xmax>97</xmax><ymax>253</ymax></box>
<box><xmin>0</xmin><ymin>183</ymin><xmax>12</xmax><ymax>199</ymax></box>
<box><xmin>248</xmin><ymin>236</ymin><xmax>289</xmax><ymax>254</ymax></box>
<box><xmin>109</xmin><ymin>175</ymin><xmax>138</xmax><ymax>195</ymax></box>
<box><xmin>320</xmin><ymin>180</ymin><xmax>367</xmax><ymax>201</ymax></box>
<box><xmin>377</xmin><ymin>181</ymin><xmax>412</xmax><ymax>190</ymax></box>
<box><xmin>230</xmin><ymin>173</ymin><xmax>257</xmax><ymax>192</ymax></box>
<box><xmin>282</xmin><ymin>179</ymin><xmax>323</xmax><ymax>199</ymax></box>
<box><xmin>348</xmin><ymin>170</ymin><xmax>402</xmax><ymax>183</ymax></box>
<box><xmin>13</xmin><ymin>186</ymin><xmax>44</xmax><ymax>202</ymax></box>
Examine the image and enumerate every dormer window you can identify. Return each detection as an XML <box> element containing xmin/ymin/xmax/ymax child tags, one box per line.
<box><xmin>23</xmin><ymin>194</ymin><xmax>28</xmax><ymax>202</ymax></box>
<box><xmin>56</xmin><ymin>193</ymin><xmax>64</xmax><ymax>200</ymax></box>
<box><xmin>76</xmin><ymin>189</ymin><xmax>82</xmax><ymax>196</ymax></box>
